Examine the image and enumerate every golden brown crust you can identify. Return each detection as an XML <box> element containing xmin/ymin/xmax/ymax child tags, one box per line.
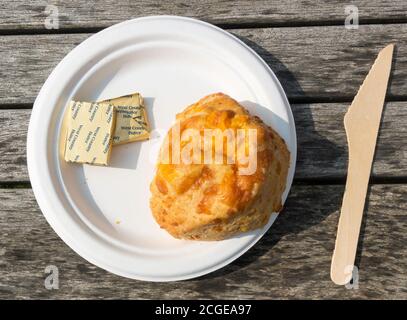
<box><xmin>150</xmin><ymin>93</ymin><xmax>290</xmax><ymax>240</ymax></box>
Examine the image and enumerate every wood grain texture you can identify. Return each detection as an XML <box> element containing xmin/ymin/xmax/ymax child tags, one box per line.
<box><xmin>0</xmin><ymin>24</ymin><xmax>406</xmax><ymax>105</ymax></box>
<box><xmin>0</xmin><ymin>185</ymin><xmax>405</xmax><ymax>299</ymax></box>
<box><xmin>0</xmin><ymin>110</ymin><xmax>29</xmax><ymax>181</ymax></box>
<box><xmin>1</xmin><ymin>1</ymin><xmax>406</xmax><ymax>31</ymax></box>
<box><xmin>1</xmin><ymin>101</ymin><xmax>406</xmax><ymax>182</ymax></box>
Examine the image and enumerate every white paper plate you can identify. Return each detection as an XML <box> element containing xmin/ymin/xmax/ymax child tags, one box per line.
<box><xmin>27</xmin><ymin>16</ymin><xmax>296</xmax><ymax>281</ymax></box>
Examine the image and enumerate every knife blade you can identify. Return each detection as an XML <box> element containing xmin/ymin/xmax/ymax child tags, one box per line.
<box><xmin>330</xmin><ymin>44</ymin><xmax>394</xmax><ymax>285</ymax></box>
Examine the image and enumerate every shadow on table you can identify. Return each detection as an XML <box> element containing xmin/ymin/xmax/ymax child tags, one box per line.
<box><xmin>195</xmin><ymin>35</ymin><xmax>347</xmax><ymax>281</ymax></box>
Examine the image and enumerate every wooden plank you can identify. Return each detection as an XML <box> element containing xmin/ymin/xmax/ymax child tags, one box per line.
<box><xmin>294</xmin><ymin>101</ymin><xmax>407</xmax><ymax>180</ymax></box>
<box><xmin>0</xmin><ymin>185</ymin><xmax>405</xmax><ymax>299</ymax></box>
<box><xmin>1</xmin><ymin>1</ymin><xmax>406</xmax><ymax>31</ymax></box>
<box><xmin>0</xmin><ymin>24</ymin><xmax>406</xmax><ymax>105</ymax></box>
<box><xmin>1</xmin><ymin>101</ymin><xmax>406</xmax><ymax>182</ymax></box>
<box><xmin>237</xmin><ymin>25</ymin><xmax>406</xmax><ymax>102</ymax></box>
<box><xmin>0</xmin><ymin>110</ymin><xmax>29</xmax><ymax>182</ymax></box>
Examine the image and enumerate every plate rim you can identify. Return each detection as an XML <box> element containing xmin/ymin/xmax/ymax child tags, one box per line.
<box><xmin>27</xmin><ymin>15</ymin><xmax>297</xmax><ymax>281</ymax></box>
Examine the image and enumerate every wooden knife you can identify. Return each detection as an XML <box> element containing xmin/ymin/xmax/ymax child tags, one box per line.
<box><xmin>330</xmin><ymin>44</ymin><xmax>394</xmax><ymax>285</ymax></box>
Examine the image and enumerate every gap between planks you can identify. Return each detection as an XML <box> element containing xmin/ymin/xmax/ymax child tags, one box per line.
<box><xmin>2</xmin><ymin>176</ymin><xmax>407</xmax><ymax>189</ymax></box>
<box><xmin>2</xmin><ymin>96</ymin><xmax>407</xmax><ymax>110</ymax></box>
<box><xmin>2</xmin><ymin>18</ymin><xmax>407</xmax><ymax>36</ymax></box>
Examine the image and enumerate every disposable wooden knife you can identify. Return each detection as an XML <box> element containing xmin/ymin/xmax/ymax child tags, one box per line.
<box><xmin>330</xmin><ymin>44</ymin><xmax>394</xmax><ymax>285</ymax></box>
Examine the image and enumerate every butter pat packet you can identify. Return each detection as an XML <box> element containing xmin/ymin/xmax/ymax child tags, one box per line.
<box><xmin>101</xmin><ymin>93</ymin><xmax>150</xmax><ymax>145</ymax></box>
<box><xmin>64</xmin><ymin>101</ymin><xmax>116</xmax><ymax>165</ymax></box>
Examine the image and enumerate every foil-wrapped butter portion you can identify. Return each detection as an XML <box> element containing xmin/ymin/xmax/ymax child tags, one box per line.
<box><xmin>101</xmin><ymin>93</ymin><xmax>150</xmax><ymax>145</ymax></box>
<box><xmin>64</xmin><ymin>101</ymin><xmax>116</xmax><ymax>165</ymax></box>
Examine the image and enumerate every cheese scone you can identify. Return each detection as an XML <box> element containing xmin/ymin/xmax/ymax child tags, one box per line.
<box><xmin>150</xmin><ymin>93</ymin><xmax>290</xmax><ymax>240</ymax></box>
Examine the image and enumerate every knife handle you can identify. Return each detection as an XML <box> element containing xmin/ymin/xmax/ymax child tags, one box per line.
<box><xmin>330</xmin><ymin>150</ymin><xmax>372</xmax><ymax>285</ymax></box>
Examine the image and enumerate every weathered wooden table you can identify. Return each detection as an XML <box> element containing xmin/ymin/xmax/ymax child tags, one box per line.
<box><xmin>0</xmin><ymin>1</ymin><xmax>406</xmax><ymax>299</ymax></box>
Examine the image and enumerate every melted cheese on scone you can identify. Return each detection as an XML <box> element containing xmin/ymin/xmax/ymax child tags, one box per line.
<box><xmin>150</xmin><ymin>93</ymin><xmax>290</xmax><ymax>240</ymax></box>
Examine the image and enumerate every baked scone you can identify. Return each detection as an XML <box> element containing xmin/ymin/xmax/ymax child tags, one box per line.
<box><xmin>150</xmin><ymin>93</ymin><xmax>290</xmax><ymax>240</ymax></box>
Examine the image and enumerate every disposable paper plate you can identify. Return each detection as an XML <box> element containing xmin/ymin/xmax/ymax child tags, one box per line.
<box><xmin>27</xmin><ymin>16</ymin><xmax>297</xmax><ymax>281</ymax></box>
